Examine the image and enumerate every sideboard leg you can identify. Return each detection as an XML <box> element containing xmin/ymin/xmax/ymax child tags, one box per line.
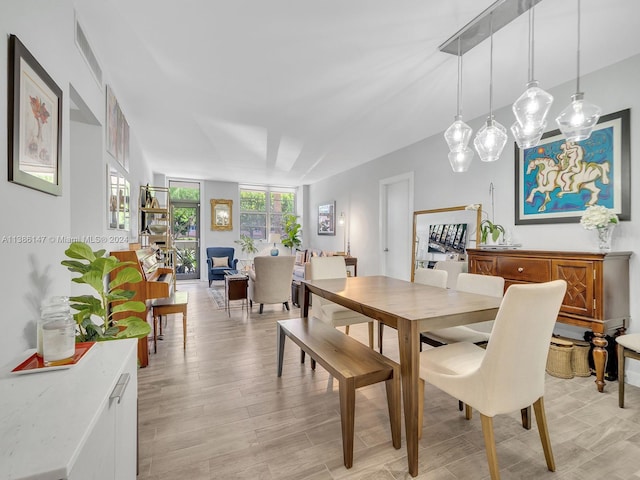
<box><xmin>592</xmin><ymin>333</ymin><xmax>609</xmax><ymax>393</ymax></box>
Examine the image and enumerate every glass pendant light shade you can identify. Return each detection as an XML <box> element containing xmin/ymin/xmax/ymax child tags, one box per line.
<box><xmin>448</xmin><ymin>146</ymin><xmax>474</xmax><ymax>172</ymax></box>
<box><xmin>510</xmin><ymin>119</ymin><xmax>545</xmax><ymax>149</ymax></box>
<box><xmin>474</xmin><ymin>116</ymin><xmax>508</xmax><ymax>162</ymax></box>
<box><xmin>512</xmin><ymin>81</ymin><xmax>553</xmax><ymax>133</ymax></box>
<box><xmin>556</xmin><ymin>0</ymin><xmax>601</xmax><ymax>142</ymax></box>
<box><xmin>556</xmin><ymin>92</ymin><xmax>601</xmax><ymax>142</ymax></box>
<box><xmin>444</xmin><ymin>115</ymin><xmax>473</xmax><ymax>152</ymax></box>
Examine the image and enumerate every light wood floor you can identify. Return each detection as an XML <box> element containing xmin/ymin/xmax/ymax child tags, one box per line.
<box><xmin>137</xmin><ymin>281</ymin><xmax>640</xmax><ymax>479</ymax></box>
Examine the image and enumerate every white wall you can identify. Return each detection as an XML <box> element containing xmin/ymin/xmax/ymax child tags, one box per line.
<box><xmin>0</xmin><ymin>1</ymin><xmax>152</xmax><ymax>366</ymax></box>
<box><xmin>308</xmin><ymin>54</ymin><xmax>640</xmax><ymax>386</ymax></box>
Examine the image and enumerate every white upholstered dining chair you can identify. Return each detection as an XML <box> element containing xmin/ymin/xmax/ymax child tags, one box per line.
<box><xmin>309</xmin><ymin>256</ymin><xmax>374</xmax><ymax>348</ymax></box>
<box><xmin>616</xmin><ymin>333</ymin><xmax>640</xmax><ymax>408</ymax></box>
<box><xmin>377</xmin><ymin>267</ymin><xmax>449</xmax><ymax>354</ymax></box>
<box><xmin>420</xmin><ymin>273</ymin><xmax>505</xmax><ymax>347</ymax></box>
<box><xmin>419</xmin><ymin>280</ymin><xmax>567</xmax><ymax>480</ymax></box>
<box><xmin>413</xmin><ymin>267</ymin><xmax>448</xmax><ymax>289</ymax></box>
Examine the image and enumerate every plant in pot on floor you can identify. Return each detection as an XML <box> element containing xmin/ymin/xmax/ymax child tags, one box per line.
<box><xmin>61</xmin><ymin>241</ymin><xmax>150</xmax><ymax>342</ymax></box>
<box><xmin>281</xmin><ymin>214</ymin><xmax>302</xmax><ymax>253</ymax></box>
<box><xmin>235</xmin><ymin>234</ymin><xmax>258</xmax><ymax>271</ymax></box>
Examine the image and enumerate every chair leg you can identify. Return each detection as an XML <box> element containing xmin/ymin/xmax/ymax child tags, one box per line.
<box><xmin>378</xmin><ymin>322</ymin><xmax>384</xmax><ymax>354</ymax></box>
<box><xmin>521</xmin><ymin>406</ymin><xmax>531</xmax><ymax>430</ymax></box>
<box><xmin>618</xmin><ymin>344</ymin><xmax>625</xmax><ymax>408</ymax></box>
<box><xmin>283</xmin><ymin>301</ymin><xmax>290</xmax><ymax>311</ymax></box>
<box><xmin>464</xmin><ymin>404</ymin><xmax>472</xmax><ymax>420</ymax></box>
<box><xmin>259</xmin><ymin>304</ymin><xmax>264</xmax><ymax>314</ymax></box>
<box><xmin>458</xmin><ymin>400</ymin><xmax>464</xmax><ymax>411</ymax></box>
<box><xmin>533</xmin><ymin>397</ymin><xmax>556</xmax><ymax>472</ymax></box>
<box><xmin>367</xmin><ymin>322</ymin><xmax>374</xmax><ymax>349</ymax></box>
<box><xmin>345</xmin><ymin>325</ymin><xmax>350</xmax><ymax>336</ymax></box>
<box><xmin>277</xmin><ymin>323</ymin><xmax>286</xmax><ymax>377</ymax></box>
<box><xmin>338</xmin><ymin>378</ymin><xmax>356</xmax><ymax>469</ymax></box>
<box><xmin>480</xmin><ymin>414</ymin><xmax>500</xmax><ymax>480</ymax></box>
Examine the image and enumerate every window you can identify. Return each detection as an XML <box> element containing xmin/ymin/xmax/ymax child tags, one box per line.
<box><xmin>240</xmin><ymin>186</ymin><xmax>296</xmax><ymax>240</ymax></box>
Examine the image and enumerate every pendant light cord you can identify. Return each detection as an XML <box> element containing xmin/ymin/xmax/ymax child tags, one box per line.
<box><xmin>528</xmin><ymin>3</ymin><xmax>534</xmax><ymax>82</ymax></box>
<box><xmin>576</xmin><ymin>0</ymin><xmax>581</xmax><ymax>93</ymax></box>
<box><xmin>457</xmin><ymin>37</ymin><xmax>462</xmax><ymax>116</ymax></box>
<box><xmin>489</xmin><ymin>14</ymin><xmax>494</xmax><ymax>117</ymax></box>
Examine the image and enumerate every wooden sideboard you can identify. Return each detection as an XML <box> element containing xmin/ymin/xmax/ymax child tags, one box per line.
<box><xmin>467</xmin><ymin>249</ymin><xmax>631</xmax><ymax>392</ymax></box>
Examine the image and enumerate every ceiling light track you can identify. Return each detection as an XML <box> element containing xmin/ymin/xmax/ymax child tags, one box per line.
<box><xmin>439</xmin><ymin>0</ymin><xmax>544</xmax><ymax>56</ymax></box>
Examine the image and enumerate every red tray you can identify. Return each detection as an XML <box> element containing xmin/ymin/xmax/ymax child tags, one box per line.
<box><xmin>11</xmin><ymin>342</ymin><xmax>96</xmax><ymax>374</ymax></box>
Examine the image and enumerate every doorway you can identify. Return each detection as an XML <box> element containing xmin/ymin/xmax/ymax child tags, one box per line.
<box><xmin>379</xmin><ymin>172</ymin><xmax>414</xmax><ymax>280</ymax></box>
<box><xmin>170</xmin><ymin>181</ymin><xmax>201</xmax><ymax>280</ymax></box>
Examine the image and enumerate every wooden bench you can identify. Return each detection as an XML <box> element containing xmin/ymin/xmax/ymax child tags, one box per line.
<box><xmin>276</xmin><ymin>317</ymin><xmax>401</xmax><ymax>469</ymax></box>
<box><xmin>151</xmin><ymin>291</ymin><xmax>188</xmax><ymax>353</ymax></box>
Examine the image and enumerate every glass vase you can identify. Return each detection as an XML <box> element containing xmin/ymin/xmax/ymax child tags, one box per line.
<box><xmin>596</xmin><ymin>224</ymin><xmax>615</xmax><ymax>252</ymax></box>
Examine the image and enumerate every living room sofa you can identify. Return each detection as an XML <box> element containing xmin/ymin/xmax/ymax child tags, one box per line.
<box><xmin>206</xmin><ymin>247</ymin><xmax>239</xmax><ymax>286</ymax></box>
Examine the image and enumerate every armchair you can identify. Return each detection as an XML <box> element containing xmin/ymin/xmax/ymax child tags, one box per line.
<box><xmin>249</xmin><ymin>256</ymin><xmax>295</xmax><ymax>314</ymax></box>
<box><xmin>206</xmin><ymin>247</ymin><xmax>238</xmax><ymax>286</ymax></box>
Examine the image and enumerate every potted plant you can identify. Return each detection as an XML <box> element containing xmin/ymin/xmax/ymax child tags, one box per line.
<box><xmin>235</xmin><ymin>234</ymin><xmax>258</xmax><ymax>270</ymax></box>
<box><xmin>61</xmin><ymin>242</ymin><xmax>150</xmax><ymax>342</ymax></box>
<box><xmin>281</xmin><ymin>214</ymin><xmax>302</xmax><ymax>253</ymax></box>
<box><xmin>480</xmin><ymin>219</ymin><xmax>505</xmax><ymax>244</ymax></box>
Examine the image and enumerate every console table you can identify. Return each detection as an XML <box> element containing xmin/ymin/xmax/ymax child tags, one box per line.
<box><xmin>467</xmin><ymin>249</ymin><xmax>631</xmax><ymax>392</ymax></box>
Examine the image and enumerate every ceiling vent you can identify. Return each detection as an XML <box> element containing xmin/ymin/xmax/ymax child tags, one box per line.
<box><xmin>75</xmin><ymin>13</ymin><xmax>103</xmax><ymax>87</ymax></box>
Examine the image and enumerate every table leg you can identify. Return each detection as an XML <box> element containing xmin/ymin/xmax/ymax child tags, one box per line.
<box><xmin>300</xmin><ymin>283</ymin><xmax>310</xmax><ymax>364</ymax></box>
<box><xmin>397</xmin><ymin>317</ymin><xmax>419</xmax><ymax>477</ymax></box>
<box><xmin>592</xmin><ymin>333</ymin><xmax>609</xmax><ymax>393</ymax></box>
<box><xmin>182</xmin><ymin>311</ymin><xmax>187</xmax><ymax>350</ymax></box>
<box><xmin>153</xmin><ymin>313</ymin><xmax>158</xmax><ymax>354</ymax></box>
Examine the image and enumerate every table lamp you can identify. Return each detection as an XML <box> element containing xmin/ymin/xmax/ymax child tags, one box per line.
<box><xmin>269</xmin><ymin>233</ymin><xmax>280</xmax><ymax>256</ymax></box>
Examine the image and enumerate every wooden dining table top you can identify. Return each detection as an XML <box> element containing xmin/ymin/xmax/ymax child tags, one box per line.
<box><xmin>303</xmin><ymin>275</ymin><xmax>502</xmax><ymax>330</ymax></box>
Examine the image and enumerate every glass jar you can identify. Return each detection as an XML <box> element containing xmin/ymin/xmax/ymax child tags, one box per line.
<box><xmin>40</xmin><ymin>296</ymin><xmax>75</xmax><ymax>365</ymax></box>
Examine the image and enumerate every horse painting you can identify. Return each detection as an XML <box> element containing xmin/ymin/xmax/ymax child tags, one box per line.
<box><xmin>525</xmin><ymin>141</ymin><xmax>611</xmax><ymax>212</ymax></box>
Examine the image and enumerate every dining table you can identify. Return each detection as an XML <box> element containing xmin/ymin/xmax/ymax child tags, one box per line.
<box><xmin>300</xmin><ymin>275</ymin><xmax>502</xmax><ymax>477</ymax></box>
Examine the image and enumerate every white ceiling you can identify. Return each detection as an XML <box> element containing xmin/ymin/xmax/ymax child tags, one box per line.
<box><xmin>74</xmin><ymin>0</ymin><xmax>640</xmax><ymax>186</ymax></box>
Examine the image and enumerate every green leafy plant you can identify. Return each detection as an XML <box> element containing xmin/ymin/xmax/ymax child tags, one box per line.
<box><xmin>281</xmin><ymin>214</ymin><xmax>302</xmax><ymax>252</ymax></box>
<box><xmin>235</xmin><ymin>234</ymin><xmax>258</xmax><ymax>256</ymax></box>
<box><xmin>61</xmin><ymin>242</ymin><xmax>150</xmax><ymax>342</ymax></box>
<box><xmin>480</xmin><ymin>220</ymin><xmax>505</xmax><ymax>244</ymax></box>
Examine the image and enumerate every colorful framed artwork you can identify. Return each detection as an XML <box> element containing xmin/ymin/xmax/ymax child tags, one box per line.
<box><xmin>318</xmin><ymin>201</ymin><xmax>336</xmax><ymax>235</ymax></box>
<box><xmin>515</xmin><ymin>109</ymin><xmax>630</xmax><ymax>225</ymax></box>
<box><xmin>8</xmin><ymin>35</ymin><xmax>62</xmax><ymax>196</ymax></box>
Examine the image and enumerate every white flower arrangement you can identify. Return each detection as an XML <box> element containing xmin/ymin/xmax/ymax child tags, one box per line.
<box><xmin>579</xmin><ymin>205</ymin><xmax>618</xmax><ymax>230</ymax></box>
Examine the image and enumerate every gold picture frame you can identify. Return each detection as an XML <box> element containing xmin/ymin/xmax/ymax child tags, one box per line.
<box><xmin>211</xmin><ymin>199</ymin><xmax>233</xmax><ymax>231</ymax></box>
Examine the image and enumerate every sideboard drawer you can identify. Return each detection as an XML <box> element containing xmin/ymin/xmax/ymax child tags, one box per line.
<box><xmin>496</xmin><ymin>257</ymin><xmax>551</xmax><ymax>282</ymax></box>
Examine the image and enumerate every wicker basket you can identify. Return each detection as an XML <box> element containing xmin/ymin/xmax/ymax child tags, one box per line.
<box><xmin>571</xmin><ymin>342</ymin><xmax>591</xmax><ymax>376</ymax></box>
<box><xmin>553</xmin><ymin>335</ymin><xmax>592</xmax><ymax>377</ymax></box>
<box><xmin>546</xmin><ymin>338</ymin><xmax>574</xmax><ymax>379</ymax></box>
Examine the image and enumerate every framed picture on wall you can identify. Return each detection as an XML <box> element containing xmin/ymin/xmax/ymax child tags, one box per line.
<box><xmin>515</xmin><ymin>109</ymin><xmax>630</xmax><ymax>225</ymax></box>
<box><xmin>318</xmin><ymin>201</ymin><xmax>336</xmax><ymax>235</ymax></box>
<box><xmin>8</xmin><ymin>34</ymin><xmax>63</xmax><ymax>196</ymax></box>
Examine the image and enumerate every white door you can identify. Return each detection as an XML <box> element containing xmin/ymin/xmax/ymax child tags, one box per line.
<box><xmin>380</xmin><ymin>173</ymin><xmax>413</xmax><ymax>280</ymax></box>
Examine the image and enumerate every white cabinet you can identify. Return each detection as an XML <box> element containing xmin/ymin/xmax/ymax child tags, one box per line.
<box><xmin>0</xmin><ymin>339</ymin><xmax>138</xmax><ymax>480</ymax></box>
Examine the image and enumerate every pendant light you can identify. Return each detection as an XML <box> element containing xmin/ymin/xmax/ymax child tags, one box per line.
<box><xmin>555</xmin><ymin>0</ymin><xmax>601</xmax><ymax>142</ymax></box>
<box><xmin>474</xmin><ymin>14</ymin><xmax>507</xmax><ymax>163</ymax></box>
<box><xmin>444</xmin><ymin>38</ymin><xmax>474</xmax><ymax>172</ymax></box>
<box><xmin>511</xmin><ymin>3</ymin><xmax>553</xmax><ymax>148</ymax></box>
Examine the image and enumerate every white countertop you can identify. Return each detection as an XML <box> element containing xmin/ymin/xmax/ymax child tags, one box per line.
<box><xmin>0</xmin><ymin>339</ymin><xmax>137</xmax><ymax>480</ymax></box>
